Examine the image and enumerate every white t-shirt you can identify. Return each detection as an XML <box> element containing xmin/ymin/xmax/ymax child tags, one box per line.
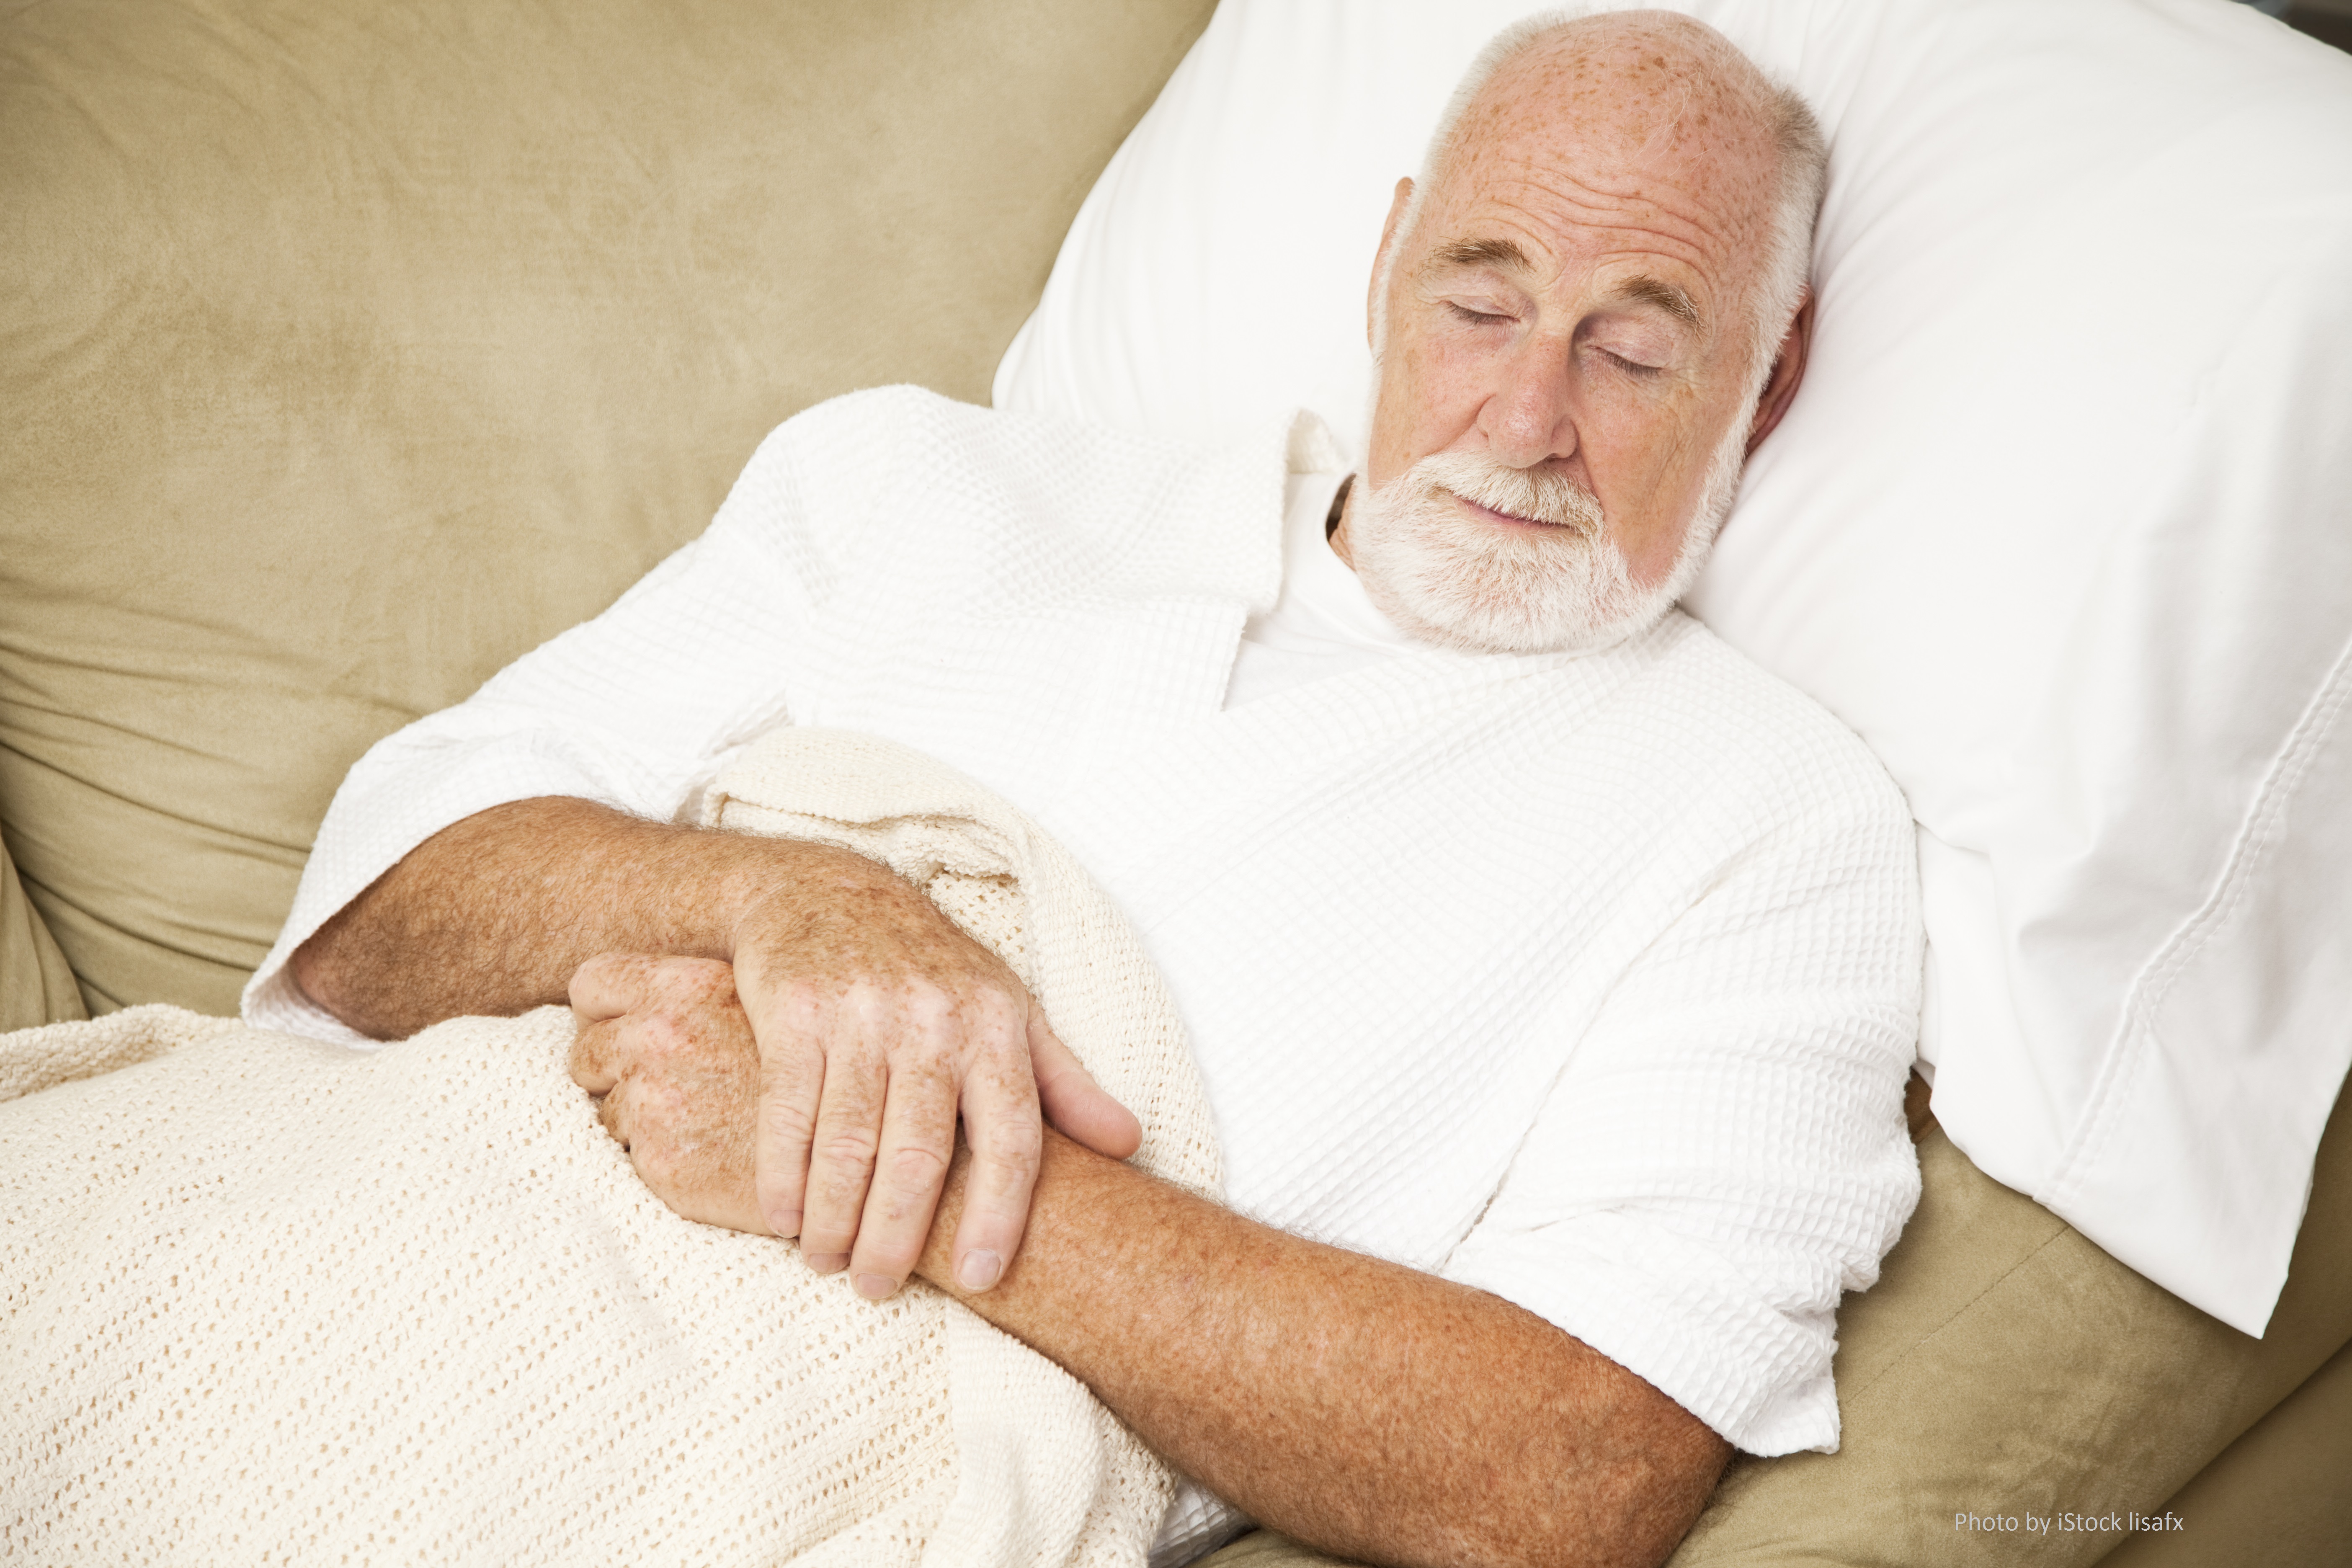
<box><xmin>245</xmin><ymin>389</ymin><xmax>1922</xmax><ymax>1565</ymax></box>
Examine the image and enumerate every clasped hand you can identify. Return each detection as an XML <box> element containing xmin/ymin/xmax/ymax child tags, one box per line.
<box><xmin>567</xmin><ymin>848</ymin><xmax>1139</xmax><ymax>1299</ymax></box>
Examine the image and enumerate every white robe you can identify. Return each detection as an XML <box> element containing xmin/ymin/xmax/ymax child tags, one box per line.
<box><xmin>247</xmin><ymin>386</ymin><xmax>1924</xmax><ymax>1468</ymax></box>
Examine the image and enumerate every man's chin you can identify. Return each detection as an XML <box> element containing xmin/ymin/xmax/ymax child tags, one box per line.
<box><xmin>1360</xmin><ymin>572</ymin><xmax>1666</xmax><ymax>658</ymax></box>
<box><xmin>1354</xmin><ymin>517</ymin><xmax>1659</xmax><ymax>656</ymax></box>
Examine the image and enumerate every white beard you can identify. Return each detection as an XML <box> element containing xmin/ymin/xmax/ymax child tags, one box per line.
<box><xmin>1347</xmin><ymin>407</ymin><xmax>1749</xmax><ymax>657</ymax></box>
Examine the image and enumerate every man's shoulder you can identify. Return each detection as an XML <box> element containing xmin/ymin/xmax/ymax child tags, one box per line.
<box><xmin>1627</xmin><ymin>612</ymin><xmax>1911</xmax><ymax>831</ymax></box>
<box><xmin>743</xmin><ymin>385</ymin><xmax>1263</xmax><ymax>517</ymax></box>
<box><xmin>723</xmin><ymin>387</ymin><xmax>1287</xmax><ymax>609</ymax></box>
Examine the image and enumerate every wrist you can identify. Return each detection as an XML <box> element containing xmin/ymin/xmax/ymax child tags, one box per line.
<box><xmin>717</xmin><ymin>836</ymin><xmax>909</xmax><ymax>964</ymax></box>
<box><xmin>916</xmin><ymin>1129</ymin><xmax>1134</xmax><ymax>1302</ymax></box>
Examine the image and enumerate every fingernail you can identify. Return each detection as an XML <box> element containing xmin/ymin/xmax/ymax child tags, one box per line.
<box><xmin>769</xmin><ymin>1208</ymin><xmax>802</xmax><ymax>1239</ymax></box>
<box><xmin>956</xmin><ymin>1249</ymin><xmax>1003</xmax><ymax>1292</ymax></box>
<box><xmin>804</xmin><ymin>1251</ymin><xmax>847</xmax><ymax>1274</ymax></box>
<box><xmin>855</xmin><ymin>1273</ymin><xmax>897</xmax><ymax>1301</ymax></box>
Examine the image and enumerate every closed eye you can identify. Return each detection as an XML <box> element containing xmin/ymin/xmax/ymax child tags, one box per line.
<box><xmin>1447</xmin><ymin>302</ymin><xmax>1515</xmax><ymax>326</ymax></box>
<box><xmin>1600</xmin><ymin>349</ymin><xmax>1663</xmax><ymax>377</ymax></box>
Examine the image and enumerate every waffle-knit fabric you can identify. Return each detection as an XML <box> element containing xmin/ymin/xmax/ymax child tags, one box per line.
<box><xmin>241</xmin><ymin>387</ymin><xmax>1923</xmax><ymax>1470</ymax></box>
<box><xmin>2</xmin><ymin>728</ymin><xmax>1217</xmax><ymax>1566</ymax></box>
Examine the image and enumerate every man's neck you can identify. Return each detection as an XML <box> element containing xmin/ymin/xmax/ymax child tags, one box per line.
<box><xmin>1325</xmin><ymin>471</ymin><xmax>1357</xmax><ymax>566</ymax></box>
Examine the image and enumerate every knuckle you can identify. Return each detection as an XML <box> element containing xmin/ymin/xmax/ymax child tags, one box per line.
<box><xmin>760</xmin><ymin>1097</ymin><xmax>817</xmax><ymax>1148</ymax></box>
<box><xmin>993</xmin><ymin>1114</ymin><xmax>1044</xmax><ymax>1160</ymax></box>
<box><xmin>986</xmin><ymin>1137</ymin><xmax>1042</xmax><ymax>1187</ymax></box>
<box><xmin>805</xmin><ymin>1176</ymin><xmax>867</xmax><ymax>1229</ymax></box>
<box><xmin>840</xmin><ymin>982</ymin><xmax>895</xmax><ymax>1032</ymax></box>
<box><xmin>816</xmin><ymin>1129</ymin><xmax>879</xmax><ymax>1170</ymax></box>
<box><xmin>635</xmin><ymin>1013</ymin><xmax>689</xmax><ymax>1063</ymax></box>
<box><xmin>971</xmin><ymin>1050</ymin><xmax>1043</xmax><ymax>1107</ymax></box>
<box><xmin>901</xmin><ymin>984</ymin><xmax>958</xmax><ymax>1035</ymax></box>
<box><xmin>585</xmin><ymin>950</ymin><xmax>641</xmax><ymax>988</ymax></box>
<box><xmin>809</xmin><ymin>1164</ymin><xmax>873</xmax><ymax>1213</ymax></box>
<box><xmin>967</xmin><ymin>986</ymin><xmax>1025</xmax><ymax>1034</ymax></box>
<box><xmin>759</xmin><ymin>1039</ymin><xmax>822</xmax><ymax>1093</ymax></box>
<box><xmin>885</xmin><ymin>1036</ymin><xmax>958</xmax><ymax>1087</ymax></box>
<box><xmin>642</xmin><ymin>1078</ymin><xmax>689</xmax><ymax>1123</ymax></box>
<box><xmin>879</xmin><ymin>1141</ymin><xmax>950</xmax><ymax>1192</ymax></box>
<box><xmin>969</xmin><ymin>1123</ymin><xmax>1041</xmax><ymax>1190</ymax></box>
<box><xmin>770</xmin><ymin>982</ymin><xmax>831</xmax><ymax>1032</ymax></box>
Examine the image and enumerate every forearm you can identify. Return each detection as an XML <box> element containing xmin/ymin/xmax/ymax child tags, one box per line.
<box><xmin>918</xmin><ymin>1131</ymin><xmax>1729</xmax><ymax>1568</ymax></box>
<box><xmin>292</xmin><ymin>797</ymin><xmax>900</xmax><ymax>1039</ymax></box>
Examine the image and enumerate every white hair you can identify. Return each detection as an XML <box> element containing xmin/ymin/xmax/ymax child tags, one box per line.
<box><xmin>1380</xmin><ymin>6</ymin><xmax>1827</xmax><ymax>389</ymax></box>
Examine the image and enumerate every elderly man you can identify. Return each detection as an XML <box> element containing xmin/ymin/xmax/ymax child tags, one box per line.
<box><xmin>253</xmin><ymin>11</ymin><xmax>1919</xmax><ymax>1568</ymax></box>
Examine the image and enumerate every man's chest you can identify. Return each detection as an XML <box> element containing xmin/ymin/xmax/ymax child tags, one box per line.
<box><xmin>785</xmin><ymin>592</ymin><xmax>1736</xmax><ymax>1263</ymax></box>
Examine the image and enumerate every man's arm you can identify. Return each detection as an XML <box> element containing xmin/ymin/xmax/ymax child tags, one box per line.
<box><xmin>573</xmin><ymin>962</ymin><xmax>1728</xmax><ymax>1568</ymax></box>
<box><xmin>295</xmin><ymin>796</ymin><xmax>833</xmax><ymax>1037</ymax></box>
<box><xmin>918</xmin><ymin>1130</ymin><xmax>1729</xmax><ymax>1568</ymax></box>
<box><xmin>297</xmin><ymin>797</ymin><xmax>1140</xmax><ymax>1297</ymax></box>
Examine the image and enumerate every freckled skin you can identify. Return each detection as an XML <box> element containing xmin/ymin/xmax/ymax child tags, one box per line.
<box><xmin>297</xmin><ymin>796</ymin><xmax>1142</xmax><ymax>1299</ymax></box>
<box><xmin>1346</xmin><ymin>10</ymin><xmax>1799</xmax><ymax>588</ymax></box>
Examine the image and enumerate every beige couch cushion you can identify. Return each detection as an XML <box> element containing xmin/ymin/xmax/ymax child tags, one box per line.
<box><xmin>1</xmin><ymin>828</ymin><xmax>84</xmax><ymax>1031</ymax></box>
<box><xmin>0</xmin><ymin>0</ymin><xmax>1214</xmax><ymax>1014</ymax></box>
<box><xmin>1201</xmin><ymin>1084</ymin><xmax>2352</xmax><ymax>1568</ymax></box>
<box><xmin>2097</xmin><ymin>1335</ymin><xmax>2352</xmax><ymax>1568</ymax></box>
<box><xmin>1661</xmin><ymin>1088</ymin><xmax>2352</xmax><ymax>1566</ymax></box>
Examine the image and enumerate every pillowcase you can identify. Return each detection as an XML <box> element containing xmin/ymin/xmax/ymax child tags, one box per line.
<box><xmin>991</xmin><ymin>0</ymin><xmax>2352</xmax><ymax>1336</ymax></box>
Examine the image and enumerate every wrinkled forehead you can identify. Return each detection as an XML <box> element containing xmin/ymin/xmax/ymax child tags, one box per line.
<box><xmin>1426</xmin><ymin>16</ymin><xmax>1784</xmax><ymax>266</ymax></box>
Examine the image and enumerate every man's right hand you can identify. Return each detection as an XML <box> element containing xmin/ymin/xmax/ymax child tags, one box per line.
<box><xmin>579</xmin><ymin>839</ymin><xmax>1140</xmax><ymax>1300</ymax></box>
<box><xmin>295</xmin><ymin>798</ymin><xmax>1139</xmax><ymax>1299</ymax></box>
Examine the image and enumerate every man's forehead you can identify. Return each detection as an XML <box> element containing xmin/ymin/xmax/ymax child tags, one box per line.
<box><xmin>1429</xmin><ymin>17</ymin><xmax>1783</xmax><ymax>257</ymax></box>
<box><xmin>1423</xmin><ymin>160</ymin><xmax>1725</xmax><ymax>276</ymax></box>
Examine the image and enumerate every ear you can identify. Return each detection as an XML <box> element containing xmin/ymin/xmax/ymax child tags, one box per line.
<box><xmin>1743</xmin><ymin>288</ymin><xmax>1816</xmax><ymax>457</ymax></box>
<box><xmin>1366</xmin><ymin>176</ymin><xmax>1416</xmax><ymax>350</ymax></box>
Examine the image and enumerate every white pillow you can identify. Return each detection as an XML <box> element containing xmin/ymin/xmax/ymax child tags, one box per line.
<box><xmin>993</xmin><ymin>0</ymin><xmax>2352</xmax><ymax>1336</ymax></box>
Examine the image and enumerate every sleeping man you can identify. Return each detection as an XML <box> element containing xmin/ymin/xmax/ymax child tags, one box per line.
<box><xmin>252</xmin><ymin>12</ymin><xmax>1921</xmax><ymax>1568</ymax></box>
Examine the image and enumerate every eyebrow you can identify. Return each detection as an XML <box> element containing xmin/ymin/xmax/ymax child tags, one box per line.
<box><xmin>1427</xmin><ymin>237</ymin><xmax>1534</xmax><ymax>273</ymax></box>
<box><xmin>1607</xmin><ymin>275</ymin><xmax>1703</xmax><ymax>328</ymax></box>
<box><xmin>1425</xmin><ymin>241</ymin><xmax>1704</xmax><ymax>330</ymax></box>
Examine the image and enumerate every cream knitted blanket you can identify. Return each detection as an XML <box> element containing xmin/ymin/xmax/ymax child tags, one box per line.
<box><xmin>0</xmin><ymin>728</ymin><xmax>1221</xmax><ymax>1567</ymax></box>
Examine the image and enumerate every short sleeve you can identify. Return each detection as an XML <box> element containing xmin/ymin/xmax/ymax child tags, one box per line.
<box><xmin>1441</xmin><ymin>752</ymin><xmax>1924</xmax><ymax>1456</ymax></box>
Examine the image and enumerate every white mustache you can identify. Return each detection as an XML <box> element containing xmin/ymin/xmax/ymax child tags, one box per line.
<box><xmin>1409</xmin><ymin>451</ymin><xmax>1605</xmax><ymax>540</ymax></box>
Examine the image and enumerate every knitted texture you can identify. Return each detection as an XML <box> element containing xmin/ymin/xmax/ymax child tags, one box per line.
<box><xmin>0</xmin><ymin>728</ymin><xmax>1218</xmax><ymax>1567</ymax></box>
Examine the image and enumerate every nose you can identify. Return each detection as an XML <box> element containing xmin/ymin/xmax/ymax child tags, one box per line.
<box><xmin>1478</xmin><ymin>333</ymin><xmax>1578</xmax><ymax>470</ymax></box>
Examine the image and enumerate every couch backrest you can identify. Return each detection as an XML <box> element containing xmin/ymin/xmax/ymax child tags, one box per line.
<box><xmin>0</xmin><ymin>0</ymin><xmax>1217</xmax><ymax>1017</ymax></box>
